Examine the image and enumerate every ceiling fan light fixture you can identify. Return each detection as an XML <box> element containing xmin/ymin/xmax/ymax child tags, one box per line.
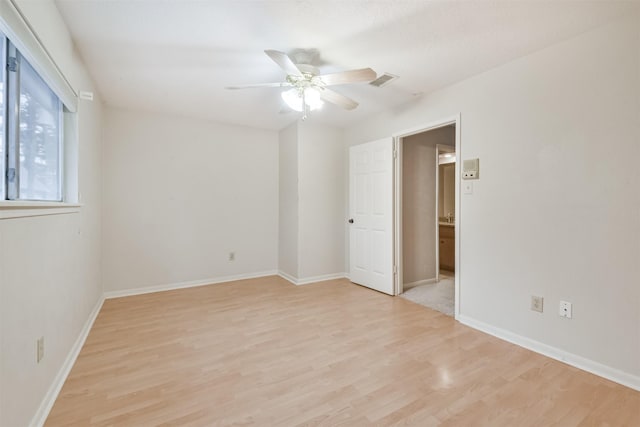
<box><xmin>304</xmin><ymin>87</ymin><xmax>324</xmax><ymax>110</ymax></box>
<box><xmin>281</xmin><ymin>88</ymin><xmax>304</xmax><ymax>112</ymax></box>
<box><xmin>281</xmin><ymin>87</ymin><xmax>323</xmax><ymax>112</ymax></box>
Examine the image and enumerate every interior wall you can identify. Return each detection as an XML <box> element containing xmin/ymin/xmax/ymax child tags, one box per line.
<box><xmin>345</xmin><ymin>13</ymin><xmax>640</xmax><ymax>379</ymax></box>
<box><xmin>298</xmin><ymin>122</ymin><xmax>345</xmax><ymax>279</ymax></box>
<box><xmin>0</xmin><ymin>1</ymin><xmax>104</xmax><ymax>426</ymax></box>
<box><xmin>102</xmin><ymin>107</ymin><xmax>279</xmax><ymax>293</ymax></box>
<box><xmin>278</xmin><ymin>122</ymin><xmax>299</xmax><ymax>279</ymax></box>
<box><xmin>402</xmin><ymin>127</ymin><xmax>455</xmax><ymax>285</ymax></box>
<box><xmin>278</xmin><ymin>121</ymin><xmax>346</xmax><ymax>282</ymax></box>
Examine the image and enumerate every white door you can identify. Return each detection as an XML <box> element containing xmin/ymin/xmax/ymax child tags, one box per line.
<box><xmin>349</xmin><ymin>138</ymin><xmax>394</xmax><ymax>295</ymax></box>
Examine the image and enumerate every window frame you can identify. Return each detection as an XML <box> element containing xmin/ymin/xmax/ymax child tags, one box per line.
<box><xmin>0</xmin><ymin>34</ymin><xmax>5</xmax><ymax>201</ymax></box>
<box><xmin>0</xmin><ymin>26</ymin><xmax>80</xmax><ymax>218</ymax></box>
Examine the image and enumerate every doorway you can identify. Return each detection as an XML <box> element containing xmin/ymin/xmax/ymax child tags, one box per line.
<box><xmin>394</xmin><ymin>117</ymin><xmax>460</xmax><ymax>317</ymax></box>
<box><xmin>437</xmin><ymin>144</ymin><xmax>456</xmax><ymax>281</ymax></box>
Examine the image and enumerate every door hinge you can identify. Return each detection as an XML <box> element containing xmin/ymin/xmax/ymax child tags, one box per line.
<box><xmin>393</xmin><ymin>265</ymin><xmax>397</xmax><ymax>274</ymax></box>
<box><xmin>393</xmin><ymin>149</ymin><xmax>397</xmax><ymax>159</ymax></box>
<box><xmin>7</xmin><ymin>57</ymin><xmax>17</xmax><ymax>73</ymax></box>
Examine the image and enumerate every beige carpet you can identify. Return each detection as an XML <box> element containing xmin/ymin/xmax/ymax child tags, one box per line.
<box><xmin>400</xmin><ymin>272</ymin><xmax>454</xmax><ymax>316</ymax></box>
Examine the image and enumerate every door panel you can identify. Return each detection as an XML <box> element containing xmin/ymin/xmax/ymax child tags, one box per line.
<box><xmin>349</xmin><ymin>138</ymin><xmax>394</xmax><ymax>295</ymax></box>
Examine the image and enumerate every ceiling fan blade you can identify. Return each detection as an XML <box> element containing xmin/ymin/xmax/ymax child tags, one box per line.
<box><xmin>264</xmin><ymin>50</ymin><xmax>302</xmax><ymax>76</ymax></box>
<box><xmin>320</xmin><ymin>88</ymin><xmax>359</xmax><ymax>110</ymax></box>
<box><xmin>225</xmin><ymin>82</ymin><xmax>292</xmax><ymax>90</ymax></box>
<box><xmin>319</xmin><ymin>68</ymin><xmax>376</xmax><ymax>86</ymax></box>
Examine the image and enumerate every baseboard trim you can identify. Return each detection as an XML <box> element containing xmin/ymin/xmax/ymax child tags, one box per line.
<box><xmin>278</xmin><ymin>271</ymin><xmax>347</xmax><ymax>286</ymax></box>
<box><xmin>457</xmin><ymin>314</ymin><xmax>640</xmax><ymax>392</ymax></box>
<box><xmin>297</xmin><ymin>272</ymin><xmax>348</xmax><ymax>285</ymax></box>
<box><xmin>404</xmin><ymin>277</ymin><xmax>437</xmax><ymax>287</ymax></box>
<box><xmin>104</xmin><ymin>270</ymin><xmax>279</xmax><ymax>299</ymax></box>
<box><xmin>277</xmin><ymin>270</ymin><xmax>298</xmax><ymax>285</ymax></box>
<box><xmin>30</xmin><ymin>295</ymin><xmax>105</xmax><ymax>427</ymax></box>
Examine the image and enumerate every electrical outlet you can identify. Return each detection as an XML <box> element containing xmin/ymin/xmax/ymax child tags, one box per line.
<box><xmin>559</xmin><ymin>301</ymin><xmax>572</xmax><ymax>318</ymax></box>
<box><xmin>228</xmin><ymin>252</ymin><xmax>235</xmax><ymax>261</ymax></box>
<box><xmin>531</xmin><ymin>296</ymin><xmax>544</xmax><ymax>313</ymax></box>
<box><xmin>37</xmin><ymin>337</ymin><xmax>44</xmax><ymax>363</ymax></box>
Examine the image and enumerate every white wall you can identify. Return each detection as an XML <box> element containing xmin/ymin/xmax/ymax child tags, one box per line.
<box><xmin>0</xmin><ymin>1</ymin><xmax>104</xmax><ymax>426</ymax></box>
<box><xmin>345</xmin><ymin>14</ymin><xmax>640</xmax><ymax>380</ymax></box>
<box><xmin>277</xmin><ymin>121</ymin><xmax>346</xmax><ymax>282</ymax></box>
<box><xmin>298</xmin><ymin>122</ymin><xmax>345</xmax><ymax>279</ymax></box>
<box><xmin>102</xmin><ymin>108</ymin><xmax>279</xmax><ymax>293</ymax></box>
<box><xmin>278</xmin><ymin>122</ymin><xmax>299</xmax><ymax>278</ymax></box>
<box><xmin>402</xmin><ymin>127</ymin><xmax>454</xmax><ymax>284</ymax></box>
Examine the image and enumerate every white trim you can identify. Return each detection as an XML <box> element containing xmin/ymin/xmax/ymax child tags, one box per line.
<box><xmin>0</xmin><ymin>202</ymin><xmax>82</xmax><ymax>219</ymax></box>
<box><xmin>458</xmin><ymin>315</ymin><xmax>640</xmax><ymax>392</ymax></box>
<box><xmin>393</xmin><ymin>137</ymin><xmax>402</xmax><ymax>296</ymax></box>
<box><xmin>392</xmin><ymin>116</ymin><xmax>459</xmax><ymax>139</ymax></box>
<box><xmin>453</xmin><ymin>116</ymin><xmax>461</xmax><ymax>319</ymax></box>
<box><xmin>29</xmin><ymin>295</ymin><xmax>104</xmax><ymax>427</ymax></box>
<box><xmin>403</xmin><ymin>277</ymin><xmax>437</xmax><ymax>288</ymax></box>
<box><xmin>278</xmin><ymin>271</ymin><xmax>347</xmax><ymax>286</ymax></box>
<box><xmin>0</xmin><ymin>201</ymin><xmax>81</xmax><ymax>208</ymax></box>
<box><xmin>296</xmin><ymin>273</ymin><xmax>347</xmax><ymax>285</ymax></box>
<box><xmin>277</xmin><ymin>270</ymin><xmax>298</xmax><ymax>285</ymax></box>
<box><xmin>104</xmin><ymin>270</ymin><xmax>278</xmax><ymax>299</ymax></box>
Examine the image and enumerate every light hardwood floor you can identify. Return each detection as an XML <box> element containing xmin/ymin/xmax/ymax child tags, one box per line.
<box><xmin>46</xmin><ymin>276</ymin><xmax>639</xmax><ymax>426</ymax></box>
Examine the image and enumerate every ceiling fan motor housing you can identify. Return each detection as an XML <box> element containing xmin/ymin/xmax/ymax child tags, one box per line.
<box><xmin>295</xmin><ymin>63</ymin><xmax>320</xmax><ymax>76</ymax></box>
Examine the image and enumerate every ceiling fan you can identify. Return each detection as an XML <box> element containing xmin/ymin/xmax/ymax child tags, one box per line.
<box><xmin>226</xmin><ymin>50</ymin><xmax>377</xmax><ymax>119</ymax></box>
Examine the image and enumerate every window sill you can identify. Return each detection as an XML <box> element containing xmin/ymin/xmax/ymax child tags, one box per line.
<box><xmin>0</xmin><ymin>201</ymin><xmax>82</xmax><ymax>219</ymax></box>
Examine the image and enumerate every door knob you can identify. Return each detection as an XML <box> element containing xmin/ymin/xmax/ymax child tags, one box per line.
<box><xmin>348</xmin><ymin>218</ymin><xmax>354</xmax><ymax>224</ymax></box>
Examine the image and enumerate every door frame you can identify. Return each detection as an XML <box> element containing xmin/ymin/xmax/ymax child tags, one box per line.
<box><xmin>393</xmin><ymin>114</ymin><xmax>461</xmax><ymax>319</ymax></box>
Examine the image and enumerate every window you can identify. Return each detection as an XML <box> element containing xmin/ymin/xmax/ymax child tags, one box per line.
<box><xmin>1</xmin><ymin>34</ymin><xmax>64</xmax><ymax>202</ymax></box>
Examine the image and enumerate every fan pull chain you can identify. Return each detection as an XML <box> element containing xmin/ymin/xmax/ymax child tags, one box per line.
<box><xmin>302</xmin><ymin>90</ymin><xmax>308</xmax><ymax>121</ymax></box>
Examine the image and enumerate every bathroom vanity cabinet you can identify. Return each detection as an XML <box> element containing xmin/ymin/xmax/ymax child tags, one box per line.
<box><xmin>439</xmin><ymin>224</ymin><xmax>455</xmax><ymax>271</ymax></box>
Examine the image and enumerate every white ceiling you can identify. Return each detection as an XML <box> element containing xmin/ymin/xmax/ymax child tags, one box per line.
<box><xmin>55</xmin><ymin>0</ymin><xmax>634</xmax><ymax>130</ymax></box>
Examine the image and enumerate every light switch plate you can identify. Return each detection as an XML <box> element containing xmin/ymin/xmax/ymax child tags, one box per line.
<box><xmin>463</xmin><ymin>182</ymin><xmax>473</xmax><ymax>195</ymax></box>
